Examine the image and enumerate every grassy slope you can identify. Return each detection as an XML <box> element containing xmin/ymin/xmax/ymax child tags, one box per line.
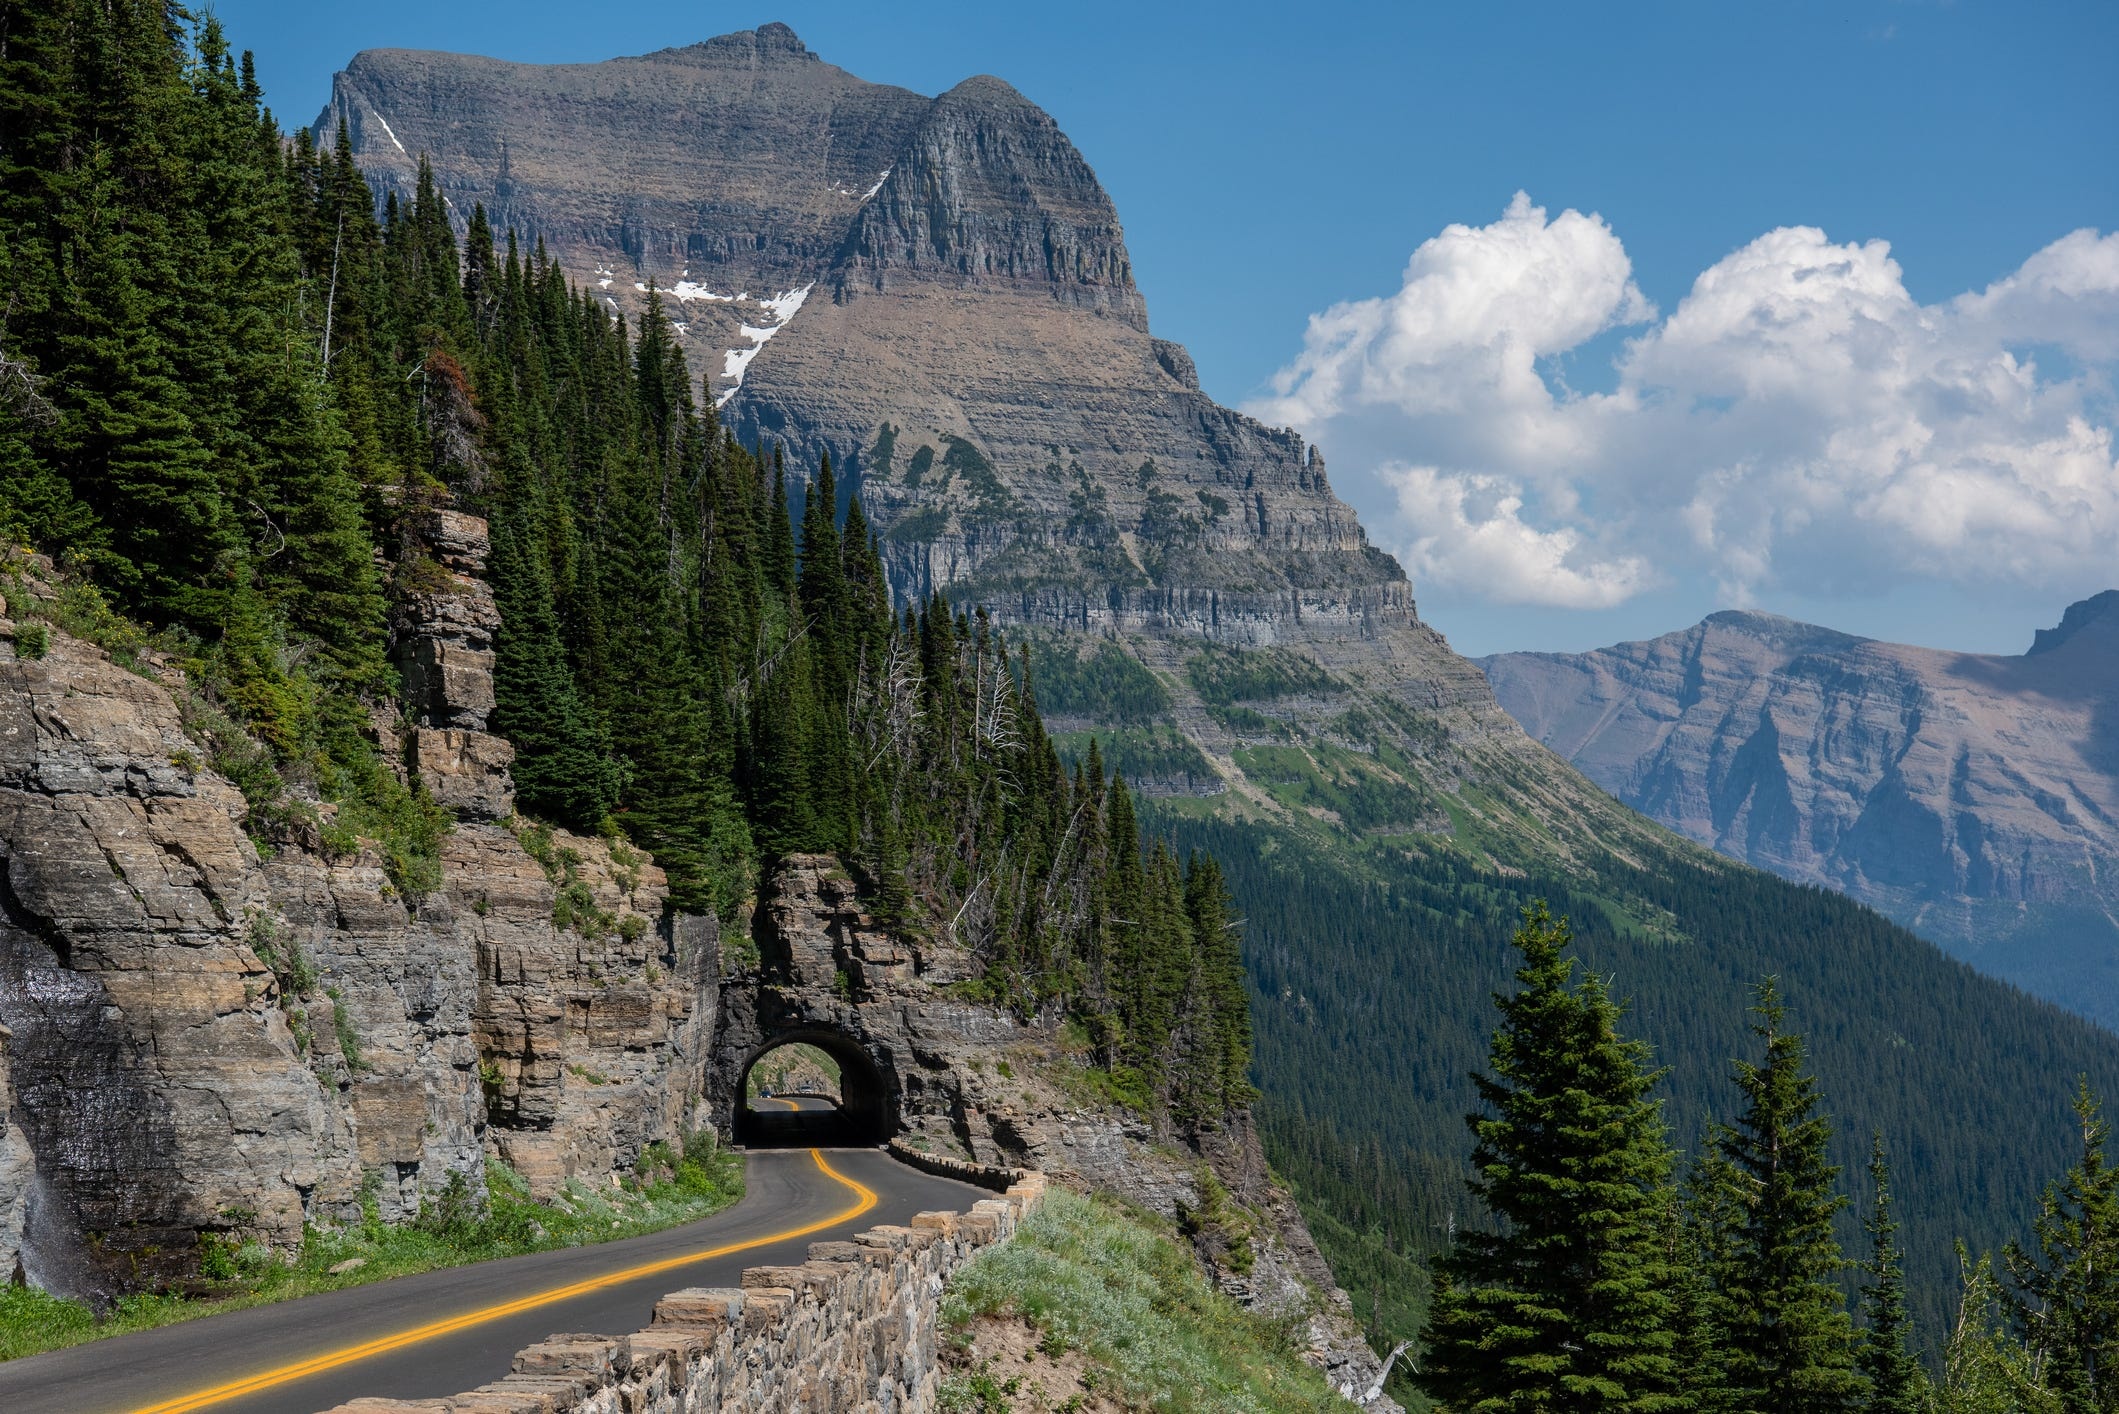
<box><xmin>0</xmin><ymin>1139</ymin><xmax>742</xmax><ymax>1363</ymax></box>
<box><xmin>938</xmin><ymin>1188</ymin><xmax>1350</xmax><ymax>1414</ymax></box>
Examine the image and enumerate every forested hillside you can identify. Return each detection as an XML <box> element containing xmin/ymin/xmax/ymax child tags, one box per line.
<box><xmin>1154</xmin><ymin>808</ymin><xmax>2119</xmax><ymax>1372</ymax></box>
<box><xmin>0</xmin><ymin>0</ymin><xmax>1249</xmax><ymax>1124</ymax></box>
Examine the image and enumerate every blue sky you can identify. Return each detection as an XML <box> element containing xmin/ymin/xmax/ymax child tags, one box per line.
<box><xmin>212</xmin><ymin>1</ymin><xmax>2119</xmax><ymax>657</ymax></box>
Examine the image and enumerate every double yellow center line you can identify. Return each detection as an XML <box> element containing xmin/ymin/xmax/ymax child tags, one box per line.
<box><xmin>133</xmin><ymin>1148</ymin><xmax>876</xmax><ymax>1414</ymax></box>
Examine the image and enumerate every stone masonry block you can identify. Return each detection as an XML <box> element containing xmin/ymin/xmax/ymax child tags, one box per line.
<box><xmin>623</xmin><ymin>1330</ymin><xmax>703</xmax><ymax>1390</ymax></box>
<box><xmin>854</xmin><ymin>1224</ymin><xmax>916</xmax><ymax>1251</ymax></box>
<box><xmin>652</xmin><ymin>1286</ymin><xmax>745</xmax><ymax>1328</ymax></box>
<box><xmin>742</xmin><ymin>1289</ymin><xmax>792</xmax><ymax>1335</ymax></box>
<box><xmin>448</xmin><ymin>1392</ymin><xmax>564</xmax><ymax>1414</ymax></box>
<box><xmin>511</xmin><ymin>1334</ymin><xmax>621</xmax><ymax>1378</ymax></box>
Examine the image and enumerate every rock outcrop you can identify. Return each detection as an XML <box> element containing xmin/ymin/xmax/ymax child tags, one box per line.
<box><xmin>717</xmin><ymin>854</ymin><xmax>1402</xmax><ymax>1410</ymax></box>
<box><xmin>0</xmin><ymin>519</ymin><xmax>721</xmax><ymax>1302</ymax></box>
<box><xmin>0</xmin><ymin>584</ymin><xmax>327</xmax><ymax>1299</ymax></box>
<box><xmin>1482</xmin><ymin>595</ymin><xmax>2119</xmax><ymax>1027</ymax></box>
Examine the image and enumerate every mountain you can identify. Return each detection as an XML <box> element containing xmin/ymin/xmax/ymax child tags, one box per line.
<box><xmin>1482</xmin><ymin>596</ymin><xmax>2119</xmax><ymax>1028</ymax></box>
<box><xmin>316</xmin><ymin>24</ymin><xmax>2119</xmax><ymax>1361</ymax></box>
<box><xmin>317</xmin><ymin>22</ymin><xmax>1677</xmax><ymax>872</ymax></box>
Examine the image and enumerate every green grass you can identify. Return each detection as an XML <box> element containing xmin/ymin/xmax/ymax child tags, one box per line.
<box><xmin>1232</xmin><ymin>742</ymin><xmax>1437</xmax><ymax>835</ymax></box>
<box><xmin>0</xmin><ymin>1136</ymin><xmax>743</xmax><ymax>1364</ymax></box>
<box><xmin>939</xmin><ymin>1188</ymin><xmax>1347</xmax><ymax>1413</ymax></box>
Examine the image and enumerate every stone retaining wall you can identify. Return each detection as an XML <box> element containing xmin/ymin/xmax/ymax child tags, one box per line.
<box><xmin>882</xmin><ymin>1138</ymin><xmax>1025</xmax><ymax>1194</ymax></box>
<box><xmin>320</xmin><ymin>1167</ymin><xmax>1047</xmax><ymax>1414</ymax></box>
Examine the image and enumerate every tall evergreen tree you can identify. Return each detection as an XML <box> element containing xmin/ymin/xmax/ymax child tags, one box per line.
<box><xmin>2006</xmin><ymin>1081</ymin><xmax>2119</xmax><ymax>1414</ymax></box>
<box><xmin>488</xmin><ymin>509</ymin><xmax>620</xmax><ymax>828</ymax></box>
<box><xmin>1703</xmin><ymin>980</ymin><xmax>1865</xmax><ymax>1413</ymax></box>
<box><xmin>1422</xmin><ymin>902</ymin><xmax>1684</xmax><ymax>1413</ymax></box>
<box><xmin>1859</xmin><ymin>1135</ymin><xmax>1926</xmax><ymax>1414</ymax></box>
<box><xmin>1182</xmin><ymin>850</ymin><xmax>1252</xmax><ymax>1114</ymax></box>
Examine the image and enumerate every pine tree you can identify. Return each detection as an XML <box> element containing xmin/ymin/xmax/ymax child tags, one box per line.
<box><xmin>1184</xmin><ymin>850</ymin><xmax>1252</xmax><ymax>1112</ymax></box>
<box><xmin>1858</xmin><ymin>1134</ymin><xmax>1926</xmax><ymax>1414</ymax></box>
<box><xmin>1668</xmin><ymin>1189</ymin><xmax>1734</xmax><ymax>1412</ymax></box>
<box><xmin>1706</xmin><ymin>979</ymin><xmax>1865</xmax><ymax>1413</ymax></box>
<box><xmin>1939</xmin><ymin>1246</ymin><xmax>2059</xmax><ymax>1414</ymax></box>
<box><xmin>1101</xmin><ymin>772</ymin><xmax>1147</xmax><ymax>1060</ymax></box>
<box><xmin>1421</xmin><ymin>902</ymin><xmax>1684</xmax><ymax>1413</ymax></box>
<box><xmin>488</xmin><ymin>509</ymin><xmax>619</xmax><ymax>828</ymax></box>
<box><xmin>2005</xmin><ymin>1081</ymin><xmax>2119</xmax><ymax>1414</ymax></box>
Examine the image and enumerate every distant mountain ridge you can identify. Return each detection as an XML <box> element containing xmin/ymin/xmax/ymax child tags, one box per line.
<box><xmin>1483</xmin><ymin>595</ymin><xmax>2119</xmax><ymax>1026</ymax></box>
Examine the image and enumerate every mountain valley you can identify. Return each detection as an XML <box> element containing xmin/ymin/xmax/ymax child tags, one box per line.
<box><xmin>1</xmin><ymin>11</ymin><xmax>2115</xmax><ymax>1404</ymax></box>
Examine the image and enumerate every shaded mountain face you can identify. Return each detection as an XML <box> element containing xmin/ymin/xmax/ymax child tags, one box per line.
<box><xmin>1483</xmin><ymin>594</ymin><xmax>2119</xmax><ymax>1027</ymax></box>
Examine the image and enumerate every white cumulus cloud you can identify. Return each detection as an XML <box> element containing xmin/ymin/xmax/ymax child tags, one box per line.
<box><xmin>1250</xmin><ymin>196</ymin><xmax>2119</xmax><ymax>610</ymax></box>
<box><xmin>1383</xmin><ymin>465</ymin><xmax>1654</xmax><ymax>608</ymax></box>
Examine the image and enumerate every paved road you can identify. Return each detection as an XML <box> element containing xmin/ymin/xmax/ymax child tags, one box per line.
<box><xmin>0</xmin><ymin>1137</ymin><xmax>982</xmax><ymax>1414</ymax></box>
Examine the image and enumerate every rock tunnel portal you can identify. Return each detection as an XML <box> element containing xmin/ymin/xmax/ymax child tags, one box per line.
<box><xmin>731</xmin><ymin>1029</ymin><xmax>895</xmax><ymax>1147</ymax></box>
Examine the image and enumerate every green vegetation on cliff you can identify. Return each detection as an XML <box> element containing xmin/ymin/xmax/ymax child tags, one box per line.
<box><xmin>938</xmin><ymin>1188</ymin><xmax>1348</xmax><ymax>1414</ymax></box>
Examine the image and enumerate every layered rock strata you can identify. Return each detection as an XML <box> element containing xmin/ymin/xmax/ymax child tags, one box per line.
<box><xmin>0</xmin><ymin>521</ymin><xmax>719</xmax><ymax>1301</ymax></box>
<box><xmin>1482</xmin><ymin>595</ymin><xmax>2119</xmax><ymax>1026</ymax></box>
<box><xmin>318</xmin><ymin>1172</ymin><xmax>1051</xmax><ymax>1414</ymax></box>
<box><xmin>320</xmin><ymin>26</ymin><xmax>1390</xmax><ymax>610</ymax></box>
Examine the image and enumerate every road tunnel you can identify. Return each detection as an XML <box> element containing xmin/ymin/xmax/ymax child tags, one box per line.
<box><xmin>732</xmin><ymin>1029</ymin><xmax>894</xmax><ymax>1147</ymax></box>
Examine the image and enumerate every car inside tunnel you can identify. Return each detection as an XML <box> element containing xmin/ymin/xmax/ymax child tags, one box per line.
<box><xmin>733</xmin><ymin>1030</ymin><xmax>894</xmax><ymax>1147</ymax></box>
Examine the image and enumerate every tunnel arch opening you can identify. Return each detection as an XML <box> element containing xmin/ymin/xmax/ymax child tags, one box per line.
<box><xmin>733</xmin><ymin>1029</ymin><xmax>894</xmax><ymax>1147</ymax></box>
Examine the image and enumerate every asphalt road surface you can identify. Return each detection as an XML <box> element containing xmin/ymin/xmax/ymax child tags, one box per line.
<box><xmin>0</xmin><ymin>1130</ymin><xmax>984</xmax><ymax>1414</ymax></box>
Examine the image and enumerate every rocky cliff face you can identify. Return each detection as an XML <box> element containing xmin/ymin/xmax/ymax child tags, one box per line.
<box><xmin>317</xmin><ymin>25</ymin><xmax>1383</xmax><ymax>612</ymax></box>
<box><xmin>1482</xmin><ymin>595</ymin><xmax>2119</xmax><ymax>1027</ymax></box>
<box><xmin>0</xmin><ymin>518</ymin><xmax>720</xmax><ymax>1303</ymax></box>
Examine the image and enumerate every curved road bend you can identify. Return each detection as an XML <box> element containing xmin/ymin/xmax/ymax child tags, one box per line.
<box><xmin>0</xmin><ymin>1126</ymin><xmax>985</xmax><ymax>1414</ymax></box>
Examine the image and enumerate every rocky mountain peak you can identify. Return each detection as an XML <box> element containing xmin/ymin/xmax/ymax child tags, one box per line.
<box><xmin>321</xmin><ymin>27</ymin><xmax>1416</xmax><ymax>619</ymax></box>
<box><xmin>833</xmin><ymin>69</ymin><xmax>1145</xmax><ymax>327</ymax></box>
<box><xmin>1697</xmin><ymin>608</ymin><xmax>1870</xmax><ymax>655</ymax></box>
<box><xmin>2028</xmin><ymin>588</ymin><xmax>2119</xmax><ymax>656</ymax></box>
<box><xmin>643</xmin><ymin>22</ymin><xmax>818</xmax><ymax>68</ymax></box>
